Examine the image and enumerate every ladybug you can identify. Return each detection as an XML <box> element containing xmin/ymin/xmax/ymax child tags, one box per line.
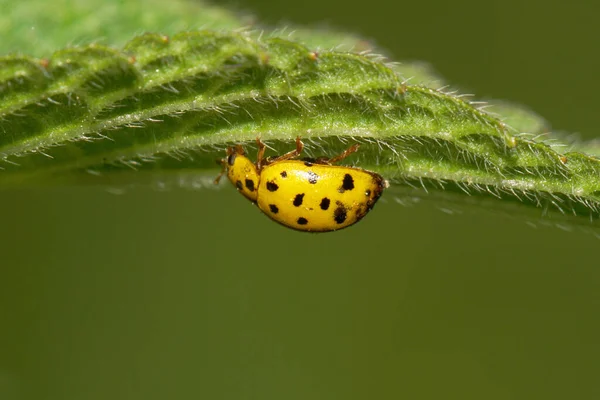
<box><xmin>216</xmin><ymin>137</ymin><xmax>388</xmax><ymax>232</ymax></box>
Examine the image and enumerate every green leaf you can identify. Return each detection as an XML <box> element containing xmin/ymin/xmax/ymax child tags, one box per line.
<box><xmin>0</xmin><ymin>0</ymin><xmax>247</xmax><ymax>56</ymax></box>
<box><xmin>1</xmin><ymin>18</ymin><xmax>600</xmax><ymax>230</ymax></box>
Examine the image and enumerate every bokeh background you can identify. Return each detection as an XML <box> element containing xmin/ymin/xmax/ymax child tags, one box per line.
<box><xmin>1</xmin><ymin>0</ymin><xmax>599</xmax><ymax>399</ymax></box>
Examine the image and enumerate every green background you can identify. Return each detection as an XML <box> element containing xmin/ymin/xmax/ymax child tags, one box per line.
<box><xmin>1</xmin><ymin>0</ymin><xmax>599</xmax><ymax>399</ymax></box>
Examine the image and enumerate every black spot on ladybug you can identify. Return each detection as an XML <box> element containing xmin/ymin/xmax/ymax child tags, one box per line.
<box><xmin>339</xmin><ymin>174</ymin><xmax>354</xmax><ymax>193</ymax></box>
<box><xmin>266</xmin><ymin>181</ymin><xmax>279</xmax><ymax>192</ymax></box>
<box><xmin>236</xmin><ymin>180</ymin><xmax>243</xmax><ymax>190</ymax></box>
<box><xmin>293</xmin><ymin>193</ymin><xmax>305</xmax><ymax>207</ymax></box>
<box><xmin>280</xmin><ymin>171</ymin><xmax>287</xmax><ymax>178</ymax></box>
<box><xmin>269</xmin><ymin>204</ymin><xmax>279</xmax><ymax>214</ymax></box>
<box><xmin>320</xmin><ymin>198</ymin><xmax>330</xmax><ymax>210</ymax></box>
<box><xmin>297</xmin><ymin>217</ymin><xmax>308</xmax><ymax>225</ymax></box>
<box><xmin>307</xmin><ymin>171</ymin><xmax>318</xmax><ymax>184</ymax></box>
<box><xmin>365</xmin><ymin>189</ymin><xmax>371</xmax><ymax>197</ymax></box>
<box><xmin>304</xmin><ymin>161</ymin><xmax>313</xmax><ymax>167</ymax></box>
<box><xmin>334</xmin><ymin>206</ymin><xmax>347</xmax><ymax>224</ymax></box>
<box><xmin>245</xmin><ymin>179</ymin><xmax>255</xmax><ymax>192</ymax></box>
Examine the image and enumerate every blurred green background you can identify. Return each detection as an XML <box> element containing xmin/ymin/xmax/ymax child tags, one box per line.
<box><xmin>1</xmin><ymin>0</ymin><xmax>599</xmax><ymax>399</ymax></box>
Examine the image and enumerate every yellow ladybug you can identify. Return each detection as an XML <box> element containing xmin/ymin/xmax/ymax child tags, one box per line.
<box><xmin>216</xmin><ymin>137</ymin><xmax>388</xmax><ymax>232</ymax></box>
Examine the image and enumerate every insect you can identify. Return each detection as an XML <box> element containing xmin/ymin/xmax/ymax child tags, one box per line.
<box><xmin>216</xmin><ymin>137</ymin><xmax>388</xmax><ymax>232</ymax></box>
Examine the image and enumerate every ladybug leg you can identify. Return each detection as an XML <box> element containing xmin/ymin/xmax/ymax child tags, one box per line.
<box><xmin>214</xmin><ymin>146</ymin><xmax>236</xmax><ymax>184</ymax></box>
<box><xmin>264</xmin><ymin>136</ymin><xmax>304</xmax><ymax>165</ymax></box>
<box><xmin>214</xmin><ymin>160</ymin><xmax>227</xmax><ymax>184</ymax></box>
<box><xmin>322</xmin><ymin>143</ymin><xmax>360</xmax><ymax>164</ymax></box>
<box><xmin>256</xmin><ymin>137</ymin><xmax>267</xmax><ymax>171</ymax></box>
